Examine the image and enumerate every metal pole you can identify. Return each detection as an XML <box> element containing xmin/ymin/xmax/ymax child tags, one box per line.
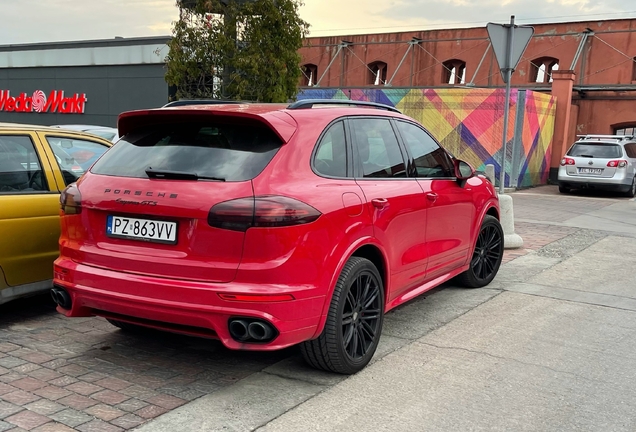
<box><xmin>499</xmin><ymin>16</ymin><xmax>515</xmax><ymax>194</ymax></box>
<box><xmin>315</xmin><ymin>45</ymin><xmax>343</xmax><ymax>87</ymax></box>
<box><xmin>386</xmin><ymin>43</ymin><xmax>414</xmax><ymax>86</ymax></box>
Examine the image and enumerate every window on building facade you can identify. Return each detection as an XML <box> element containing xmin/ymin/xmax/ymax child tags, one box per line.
<box><xmin>632</xmin><ymin>57</ymin><xmax>636</xmax><ymax>82</ymax></box>
<box><xmin>442</xmin><ymin>59</ymin><xmax>466</xmax><ymax>85</ymax></box>
<box><xmin>368</xmin><ymin>61</ymin><xmax>388</xmax><ymax>86</ymax></box>
<box><xmin>615</xmin><ymin>125</ymin><xmax>636</xmax><ymax>136</ymax></box>
<box><xmin>530</xmin><ymin>57</ymin><xmax>559</xmax><ymax>83</ymax></box>
<box><xmin>302</xmin><ymin>64</ymin><xmax>318</xmax><ymax>87</ymax></box>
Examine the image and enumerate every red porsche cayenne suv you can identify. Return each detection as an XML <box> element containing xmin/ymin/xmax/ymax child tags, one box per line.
<box><xmin>53</xmin><ymin>100</ymin><xmax>503</xmax><ymax>374</ymax></box>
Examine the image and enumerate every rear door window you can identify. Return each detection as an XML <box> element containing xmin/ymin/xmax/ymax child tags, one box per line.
<box><xmin>624</xmin><ymin>143</ymin><xmax>636</xmax><ymax>158</ymax></box>
<box><xmin>91</xmin><ymin>121</ymin><xmax>283</xmax><ymax>182</ymax></box>
<box><xmin>567</xmin><ymin>143</ymin><xmax>623</xmax><ymax>159</ymax></box>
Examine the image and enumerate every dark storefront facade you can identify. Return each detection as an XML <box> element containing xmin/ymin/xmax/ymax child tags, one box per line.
<box><xmin>0</xmin><ymin>37</ymin><xmax>171</xmax><ymax>128</ymax></box>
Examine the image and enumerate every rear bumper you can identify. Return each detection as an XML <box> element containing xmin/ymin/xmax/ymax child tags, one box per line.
<box><xmin>557</xmin><ymin>168</ymin><xmax>633</xmax><ymax>191</ymax></box>
<box><xmin>558</xmin><ymin>179</ymin><xmax>632</xmax><ymax>192</ymax></box>
<box><xmin>53</xmin><ymin>258</ymin><xmax>325</xmax><ymax>351</ymax></box>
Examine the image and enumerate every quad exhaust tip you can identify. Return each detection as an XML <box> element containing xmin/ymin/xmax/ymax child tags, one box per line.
<box><xmin>51</xmin><ymin>286</ymin><xmax>72</xmax><ymax>310</ymax></box>
<box><xmin>228</xmin><ymin>318</ymin><xmax>277</xmax><ymax>343</ymax></box>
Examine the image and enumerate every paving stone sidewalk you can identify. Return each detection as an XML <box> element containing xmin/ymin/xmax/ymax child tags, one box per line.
<box><xmin>501</xmin><ymin>185</ymin><xmax>626</xmax><ymax>263</ymax></box>
<box><xmin>0</xmin><ymin>307</ymin><xmax>291</xmax><ymax>431</ymax></box>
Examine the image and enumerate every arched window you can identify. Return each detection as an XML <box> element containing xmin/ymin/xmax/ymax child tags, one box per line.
<box><xmin>302</xmin><ymin>64</ymin><xmax>318</xmax><ymax>87</ymax></box>
<box><xmin>368</xmin><ymin>61</ymin><xmax>388</xmax><ymax>86</ymax></box>
<box><xmin>530</xmin><ymin>57</ymin><xmax>559</xmax><ymax>83</ymax></box>
<box><xmin>442</xmin><ymin>59</ymin><xmax>466</xmax><ymax>85</ymax></box>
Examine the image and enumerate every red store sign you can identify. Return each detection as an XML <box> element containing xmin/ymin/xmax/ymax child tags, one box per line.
<box><xmin>0</xmin><ymin>90</ymin><xmax>87</xmax><ymax>114</ymax></box>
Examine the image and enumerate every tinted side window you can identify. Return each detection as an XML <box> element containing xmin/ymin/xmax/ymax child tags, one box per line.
<box><xmin>314</xmin><ymin>122</ymin><xmax>347</xmax><ymax>177</ymax></box>
<box><xmin>46</xmin><ymin>137</ymin><xmax>110</xmax><ymax>186</ymax></box>
<box><xmin>396</xmin><ymin>121</ymin><xmax>454</xmax><ymax>178</ymax></box>
<box><xmin>0</xmin><ymin>135</ymin><xmax>47</xmax><ymax>193</ymax></box>
<box><xmin>92</xmin><ymin>121</ymin><xmax>283</xmax><ymax>182</ymax></box>
<box><xmin>350</xmin><ymin>118</ymin><xmax>406</xmax><ymax>178</ymax></box>
<box><xmin>625</xmin><ymin>143</ymin><xmax>636</xmax><ymax>158</ymax></box>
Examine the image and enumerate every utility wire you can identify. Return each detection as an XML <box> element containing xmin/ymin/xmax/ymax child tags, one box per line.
<box><xmin>583</xmin><ymin>35</ymin><xmax>636</xmax><ymax>78</ymax></box>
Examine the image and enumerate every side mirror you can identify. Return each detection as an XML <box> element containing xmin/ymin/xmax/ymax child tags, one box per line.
<box><xmin>454</xmin><ymin>159</ymin><xmax>475</xmax><ymax>180</ymax></box>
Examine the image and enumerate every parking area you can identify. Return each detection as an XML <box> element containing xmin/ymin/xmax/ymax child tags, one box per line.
<box><xmin>0</xmin><ymin>185</ymin><xmax>632</xmax><ymax>431</ymax></box>
<box><xmin>0</xmin><ymin>297</ymin><xmax>291</xmax><ymax>431</ymax></box>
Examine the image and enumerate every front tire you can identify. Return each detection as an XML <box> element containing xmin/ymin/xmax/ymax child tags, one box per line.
<box><xmin>456</xmin><ymin>215</ymin><xmax>504</xmax><ymax>288</ymax></box>
<box><xmin>301</xmin><ymin>257</ymin><xmax>384</xmax><ymax>374</ymax></box>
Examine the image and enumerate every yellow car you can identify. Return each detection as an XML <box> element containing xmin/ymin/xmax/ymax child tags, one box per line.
<box><xmin>0</xmin><ymin>123</ymin><xmax>112</xmax><ymax>304</ymax></box>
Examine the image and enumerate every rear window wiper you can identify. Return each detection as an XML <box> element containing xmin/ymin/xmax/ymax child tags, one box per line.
<box><xmin>145</xmin><ymin>168</ymin><xmax>225</xmax><ymax>181</ymax></box>
<box><xmin>576</xmin><ymin>154</ymin><xmax>595</xmax><ymax>158</ymax></box>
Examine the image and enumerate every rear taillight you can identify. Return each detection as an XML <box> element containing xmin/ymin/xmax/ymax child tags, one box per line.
<box><xmin>607</xmin><ymin>160</ymin><xmax>628</xmax><ymax>168</ymax></box>
<box><xmin>560</xmin><ymin>157</ymin><xmax>575</xmax><ymax>166</ymax></box>
<box><xmin>208</xmin><ymin>196</ymin><xmax>321</xmax><ymax>232</ymax></box>
<box><xmin>60</xmin><ymin>183</ymin><xmax>82</xmax><ymax>215</ymax></box>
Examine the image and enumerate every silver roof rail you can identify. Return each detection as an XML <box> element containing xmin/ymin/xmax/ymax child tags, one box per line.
<box><xmin>287</xmin><ymin>99</ymin><xmax>401</xmax><ymax>114</ymax></box>
<box><xmin>577</xmin><ymin>134</ymin><xmax>635</xmax><ymax>140</ymax></box>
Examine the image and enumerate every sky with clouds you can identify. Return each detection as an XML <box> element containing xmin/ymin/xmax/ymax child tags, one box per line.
<box><xmin>0</xmin><ymin>0</ymin><xmax>635</xmax><ymax>45</ymax></box>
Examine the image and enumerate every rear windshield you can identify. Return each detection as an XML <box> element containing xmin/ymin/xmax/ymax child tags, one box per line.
<box><xmin>91</xmin><ymin>121</ymin><xmax>282</xmax><ymax>181</ymax></box>
<box><xmin>567</xmin><ymin>143</ymin><xmax>623</xmax><ymax>159</ymax></box>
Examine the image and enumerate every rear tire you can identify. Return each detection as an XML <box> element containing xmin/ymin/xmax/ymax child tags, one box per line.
<box><xmin>625</xmin><ymin>177</ymin><xmax>636</xmax><ymax>198</ymax></box>
<box><xmin>301</xmin><ymin>257</ymin><xmax>384</xmax><ymax>374</ymax></box>
<box><xmin>456</xmin><ymin>215</ymin><xmax>504</xmax><ymax>288</ymax></box>
<box><xmin>559</xmin><ymin>184</ymin><xmax>571</xmax><ymax>194</ymax></box>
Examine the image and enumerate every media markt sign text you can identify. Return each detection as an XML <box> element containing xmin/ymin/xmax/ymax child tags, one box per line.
<box><xmin>0</xmin><ymin>90</ymin><xmax>87</xmax><ymax>114</ymax></box>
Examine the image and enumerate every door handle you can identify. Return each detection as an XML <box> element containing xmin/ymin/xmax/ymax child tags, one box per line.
<box><xmin>371</xmin><ymin>198</ymin><xmax>389</xmax><ymax>209</ymax></box>
<box><xmin>426</xmin><ymin>193</ymin><xmax>438</xmax><ymax>202</ymax></box>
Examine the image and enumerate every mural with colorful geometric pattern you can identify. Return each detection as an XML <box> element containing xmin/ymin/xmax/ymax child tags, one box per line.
<box><xmin>297</xmin><ymin>88</ymin><xmax>556</xmax><ymax>187</ymax></box>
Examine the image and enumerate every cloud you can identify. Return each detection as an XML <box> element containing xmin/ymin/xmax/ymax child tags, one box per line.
<box><xmin>0</xmin><ymin>0</ymin><xmax>633</xmax><ymax>44</ymax></box>
<box><xmin>0</xmin><ymin>0</ymin><xmax>178</xmax><ymax>44</ymax></box>
<box><xmin>384</xmin><ymin>0</ymin><xmax>629</xmax><ymax>23</ymax></box>
<box><xmin>302</xmin><ymin>0</ymin><xmax>636</xmax><ymax>36</ymax></box>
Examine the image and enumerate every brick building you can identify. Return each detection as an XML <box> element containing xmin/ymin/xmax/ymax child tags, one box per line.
<box><xmin>299</xmin><ymin>18</ymin><xmax>636</xmax><ymax>180</ymax></box>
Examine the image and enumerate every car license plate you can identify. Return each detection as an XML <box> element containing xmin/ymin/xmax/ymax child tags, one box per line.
<box><xmin>106</xmin><ymin>216</ymin><xmax>177</xmax><ymax>244</ymax></box>
<box><xmin>578</xmin><ymin>168</ymin><xmax>603</xmax><ymax>175</ymax></box>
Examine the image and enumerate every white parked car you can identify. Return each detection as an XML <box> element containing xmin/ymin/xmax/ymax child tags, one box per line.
<box><xmin>52</xmin><ymin>124</ymin><xmax>119</xmax><ymax>143</ymax></box>
<box><xmin>558</xmin><ymin>134</ymin><xmax>636</xmax><ymax>197</ymax></box>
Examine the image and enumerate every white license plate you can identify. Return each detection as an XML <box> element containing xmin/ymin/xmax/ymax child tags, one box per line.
<box><xmin>579</xmin><ymin>168</ymin><xmax>603</xmax><ymax>174</ymax></box>
<box><xmin>106</xmin><ymin>216</ymin><xmax>177</xmax><ymax>244</ymax></box>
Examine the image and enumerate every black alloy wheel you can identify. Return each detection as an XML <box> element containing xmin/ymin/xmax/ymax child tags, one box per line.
<box><xmin>301</xmin><ymin>257</ymin><xmax>384</xmax><ymax>374</ymax></box>
<box><xmin>341</xmin><ymin>270</ymin><xmax>382</xmax><ymax>362</ymax></box>
<box><xmin>456</xmin><ymin>215</ymin><xmax>504</xmax><ymax>288</ymax></box>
